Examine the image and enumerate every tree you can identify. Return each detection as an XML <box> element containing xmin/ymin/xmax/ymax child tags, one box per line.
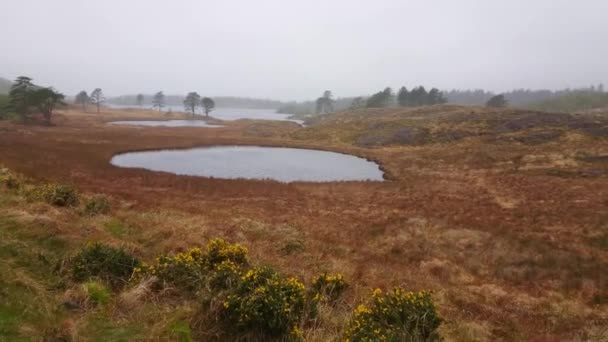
<box><xmin>31</xmin><ymin>88</ymin><xmax>65</xmax><ymax>124</ymax></box>
<box><xmin>152</xmin><ymin>91</ymin><xmax>165</xmax><ymax>112</ymax></box>
<box><xmin>397</xmin><ymin>87</ymin><xmax>409</xmax><ymax>106</ymax></box>
<box><xmin>315</xmin><ymin>90</ymin><xmax>335</xmax><ymax>114</ymax></box>
<box><xmin>8</xmin><ymin>76</ymin><xmax>35</xmax><ymax>119</ymax></box>
<box><xmin>75</xmin><ymin>91</ymin><xmax>89</xmax><ymax>111</ymax></box>
<box><xmin>486</xmin><ymin>94</ymin><xmax>508</xmax><ymax>108</ymax></box>
<box><xmin>90</xmin><ymin>88</ymin><xmax>105</xmax><ymax>113</ymax></box>
<box><xmin>201</xmin><ymin>97</ymin><xmax>215</xmax><ymax>117</ymax></box>
<box><xmin>136</xmin><ymin>94</ymin><xmax>144</xmax><ymax>107</ymax></box>
<box><xmin>183</xmin><ymin>92</ymin><xmax>201</xmax><ymax>116</ymax></box>
<box><xmin>427</xmin><ymin>88</ymin><xmax>447</xmax><ymax>105</ymax></box>
<box><xmin>366</xmin><ymin>87</ymin><xmax>393</xmax><ymax>108</ymax></box>
<box><xmin>409</xmin><ymin>86</ymin><xmax>428</xmax><ymax>106</ymax></box>
<box><xmin>350</xmin><ymin>96</ymin><xmax>365</xmax><ymax>109</ymax></box>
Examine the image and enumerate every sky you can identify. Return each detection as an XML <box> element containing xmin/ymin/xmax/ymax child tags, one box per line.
<box><xmin>1</xmin><ymin>0</ymin><xmax>607</xmax><ymax>101</ymax></box>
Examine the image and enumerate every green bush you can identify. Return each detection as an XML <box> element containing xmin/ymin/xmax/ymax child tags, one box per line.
<box><xmin>133</xmin><ymin>239</ymin><xmax>249</xmax><ymax>293</ymax></box>
<box><xmin>345</xmin><ymin>288</ymin><xmax>442</xmax><ymax>341</ymax></box>
<box><xmin>30</xmin><ymin>183</ymin><xmax>79</xmax><ymax>207</ymax></box>
<box><xmin>84</xmin><ymin>281</ymin><xmax>111</xmax><ymax>305</ymax></box>
<box><xmin>135</xmin><ymin>247</ymin><xmax>206</xmax><ymax>293</ymax></box>
<box><xmin>207</xmin><ymin>259</ymin><xmax>243</xmax><ymax>291</ymax></box>
<box><xmin>310</xmin><ymin>273</ymin><xmax>348</xmax><ymax>304</ymax></box>
<box><xmin>203</xmin><ymin>238</ymin><xmax>249</xmax><ymax>270</ymax></box>
<box><xmin>0</xmin><ymin>168</ymin><xmax>21</xmax><ymax>190</ymax></box>
<box><xmin>71</xmin><ymin>242</ymin><xmax>140</xmax><ymax>287</ymax></box>
<box><xmin>83</xmin><ymin>196</ymin><xmax>110</xmax><ymax>216</ymax></box>
<box><xmin>222</xmin><ymin>266</ymin><xmax>307</xmax><ymax>337</ymax></box>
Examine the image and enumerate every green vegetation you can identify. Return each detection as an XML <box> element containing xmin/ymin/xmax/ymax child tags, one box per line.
<box><xmin>345</xmin><ymin>288</ymin><xmax>442</xmax><ymax>341</ymax></box>
<box><xmin>0</xmin><ymin>94</ymin><xmax>11</xmax><ymax>119</ymax></box>
<box><xmin>75</xmin><ymin>90</ymin><xmax>90</xmax><ymax>111</ymax></box>
<box><xmin>310</xmin><ymin>273</ymin><xmax>348</xmax><ymax>304</ymax></box>
<box><xmin>397</xmin><ymin>86</ymin><xmax>447</xmax><ymax>107</ymax></box>
<box><xmin>183</xmin><ymin>92</ymin><xmax>201</xmax><ymax>116</ymax></box>
<box><xmin>90</xmin><ymin>88</ymin><xmax>105</xmax><ymax>113</ymax></box>
<box><xmin>201</xmin><ymin>97</ymin><xmax>215</xmax><ymax>117</ymax></box>
<box><xmin>83</xmin><ymin>195</ymin><xmax>111</xmax><ymax>216</ymax></box>
<box><xmin>28</xmin><ymin>183</ymin><xmax>79</xmax><ymax>207</ymax></box>
<box><xmin>70</xmin><ymin>242</ymin><xmax>140</xmax><ymax>287</ymax></box>
<box><xmin>5</xmin><ymin>76</ymin><xmax>64</xmax><ymax>123</ymax></box>
<box><xmin>0</xmin><ymin>167</ymin><xmax>444</xmax><ymax>340</ymax></box>
<box><xmin>0</xmin><ymin>77</ymin><xmax>12</xmax><ymax>94</ymax></box>
<box><xmin>223</xmin><ymin>266</ymin><xmax>307</xmax><ymax>337</ymax></box>
<box><xmin>486</xmin><ymin>94</ymin><xmax>508</xmax><ymax>108</ymax></box>
<box><xmin>152</xmin><ymin>91</ymin><xmax>165</xmax><ymax>111</ymax></box>
<box><xmin>529</xmin><ymin>90</ymin><xmax>608</xmax><ymax>112</ymax></box>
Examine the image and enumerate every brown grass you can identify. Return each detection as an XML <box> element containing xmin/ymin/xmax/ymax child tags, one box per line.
<box><xmin>1</xmin><ymin>105</ymin><xmax>607</xmax><ymax>340</ymax></box>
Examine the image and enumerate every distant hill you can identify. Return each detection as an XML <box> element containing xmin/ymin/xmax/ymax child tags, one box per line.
<box><xmin>527</xmin><ymin>90</ymin><xmax>608</xmax><ymax>113</ymax></box>
<box><xmin>0</xmin><ymin>77</ymin><xmax>12</xmax><ymax>94</ymax></box>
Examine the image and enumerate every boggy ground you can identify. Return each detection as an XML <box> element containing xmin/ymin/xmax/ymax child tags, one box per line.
<box><xmin>0</xmin><ymin>105</ymin><xmax>607</xmax><ymax>340</ymax></box>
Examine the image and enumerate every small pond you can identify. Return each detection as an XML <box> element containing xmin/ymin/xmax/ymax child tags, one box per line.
<box><xmin>110</xmin><ymin>146</ymin><xmax>384</xmax><ymax>182</ymax></box>
<box><xmin>109</xmin><ymin>120</ymin><xmax>224</xmax><ymax>128</ymax></box>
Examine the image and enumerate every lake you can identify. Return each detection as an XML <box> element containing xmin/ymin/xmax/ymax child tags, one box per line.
<box><xmin>109</xmin><ymin>120</ymin><xmax>224</xmax><ymax>128</ymax></box>
<box><xmin>110</xmin><ymin>146</ymin><xmax>384</xmax><ymax>182</ymax></box>
<box><xmin>106</xmin><ymin>104</ymin><xmax>302</xmax><ymax>124</ymax></box>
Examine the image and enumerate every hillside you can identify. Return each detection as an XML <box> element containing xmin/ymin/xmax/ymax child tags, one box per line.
<box><xmin>293</xmin><ymin>105</ymin><xmax>608</xmax><ymax>148</ymax></box>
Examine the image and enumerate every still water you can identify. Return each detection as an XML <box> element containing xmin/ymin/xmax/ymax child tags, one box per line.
<box><xmin>111</xmin><ymin>146</ymin><xmax>384</xmax><ymax>182</ymax></box>
<box><xmin>107</xmin><ymin>104</ymin><xmax>302</xmax><ymax>124</ymax></box>
<box><xmin>110</xmin><ymin>120</ymin><xmax>223</xmax><ymax>127</ymax></box>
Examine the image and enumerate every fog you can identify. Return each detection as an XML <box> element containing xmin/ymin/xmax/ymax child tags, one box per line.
<box><xmin>1</xmin><ymin>0</ymin><xmax>607</xmax><ymax>100</ymax></box>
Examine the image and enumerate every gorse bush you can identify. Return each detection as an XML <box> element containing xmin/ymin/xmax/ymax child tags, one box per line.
<box><xmin>30</xmin><ymin>183</ymin><xmax>79</xmax><ymax>207</ymax></box>
<box><xmin>0</xmin><ymin>168</ymin><xmax>21</xmax><ymax>190</ymax></box>
<box><xmin>310</xmin><ymin>273</ymin><xmax>348</xmax><ymax>304</ymax></box>
<box><xmin>345</xmin><ymin>288</ymin><xmax>442</xmax><ymax>342</ymax></box>
<box><xmin>208</xmin><ymin>259</ymin><xmax>243</xmax><ymax>291</ymax></box>
<box><xmin>222</xmin><ymin>266</ymin><xmax>307</xmax><ymax>337</ymax></box>
<box><xmin>71</xmin><ymin>242</ymin><xmax>140</xmax><ymax>287</ymax></box>
<box><xmin>135</xmin><ymin>247</ymin><xmax>206</xmax><ymax>293</ymax></box>
<box><xmin>132</xmin><ymin>239</ymin><xmax>249</xmax><ymax>293</ymax></box>
<box><xmin>203</xmin><ymin>238</ymin><xmax>249</xmax><ymax>270</ymax></box>
<box><xmin>83</xmin><ymin>196</ymin><xmax>110</xmax><ymax>216</ymax></box>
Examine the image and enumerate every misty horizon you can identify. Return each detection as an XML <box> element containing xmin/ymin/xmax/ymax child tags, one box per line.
<box><xmin>2</xmin><ymin>0</ymin><xmax>607</xmax><ymax>101</ymax></box>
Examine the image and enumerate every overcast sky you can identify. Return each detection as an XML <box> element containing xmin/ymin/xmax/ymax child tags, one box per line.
<box><xmin>1</xmin><ymin>0</ymin><xmax>607</xmax><ymax>100</ymax></box>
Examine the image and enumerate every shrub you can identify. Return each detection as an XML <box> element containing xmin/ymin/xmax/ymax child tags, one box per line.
<box><xmin>132</xmin><ymin>239</ymin><xmax>249</xmax><ymax>293</ymax></box>
<box><xmin>135</xmin><ymin>247</ymin><xmax>206</xmax><ymax>293</ymax></box>
<box><xmin>222</xmin><ymin>266</ymin><xmax>307</xmax><ymax>337</ymax></box>
<box><xmin>207</xmin><ymin>259</ymin><xmax>243</xmax><ymax>291</ymax></box>
<box><xmin>84</xmin><ymin>281</ymin><xmax>111</xmax><ymax>305</ymax></box>
<box><xmin>71</xmin><ymin>242</ymin><xmax>140</xmax><ymax>287</ymax></box>
<box><xmin>203</xmin><ymin>238</ymin><xmax>249</xmax><ymax>270</ymax></box>
<box><xmin>31</xmin><ymin>183</ymin><xmax>79</xmax><ymax>207</ymax></box>
<box><xmin>0</xmin><ymin>168</ymin><xmax>21</xmax><ymax>190</ymax></box>
<box><xmin>83</xmin><ymin>196</ymin><xmax>110</xmax><ymax>216</ymax></box>
<box><xmin>344</xmin><ymin>288</ymin><xmax>442</xmax><ymax>341</ymax></box>
<box><xmin>310</xmin><ymin>273</ymin><xmax>348</xmax><ymax>304</ymax></box>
